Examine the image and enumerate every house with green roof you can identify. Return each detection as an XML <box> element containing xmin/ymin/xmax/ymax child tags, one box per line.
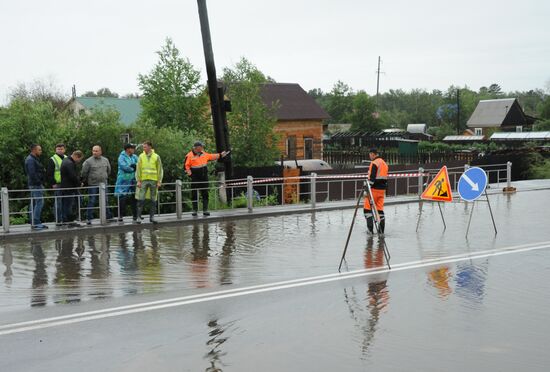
<box><xmin>67</xmin><ymin>97</ymin><xmax>142</xmax><ymax>126</ymax></box>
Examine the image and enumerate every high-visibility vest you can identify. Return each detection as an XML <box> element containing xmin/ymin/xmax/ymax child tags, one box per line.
<box><xmin>368</xmin><ymin>157</ymin><xmax>389</xmax><ymax>190</ymax></box>
<box><xmin>50</xmin><ymin>154</ymin><xmax>67</xmax><ymax>184</ymax></box>
<box><xmin>138</xmin><ymin>151</ymin><xmax>161</xmax><ymax>181</ymax></box>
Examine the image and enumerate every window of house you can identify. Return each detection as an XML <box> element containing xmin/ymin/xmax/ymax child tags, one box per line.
<box><xmin>516</xmin><ymin>126</ymin><xmax>523</xmax><ymax>133</ymax></box>
<box><xmin>304</xmin><ymin>137</ymin><xmax>314</xmax><ymax>160</ymax></box>
<box><xmin>474</xmin><ymin>128</ymin><xmax>483</xmax><ymax>136</ymax></box>
<box><xmin>286</xmin><ymin>136</ymin><xmax>297</xmax><ymax>159</ymax></box>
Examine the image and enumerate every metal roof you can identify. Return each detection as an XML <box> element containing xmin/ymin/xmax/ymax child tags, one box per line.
<box><xmin>75</xmin><ymin>97</ymin><xmax>142</xmax><ymax>126</ymax></box>
<box><xmin>466</xmin><ymin>98</ymin><xmax>529</xmax><ymax>128</ymax></box>
<box><xmin>443</xmin><ymin>135</ymin><xmax>485</xmax><ymax>142</ymax></box>
<box><xmin>260</xmin><ymin>83</ymin><xmax>330</xmax><ymax>121</ymax></box>
<box><xmin>490</xmin><ymin>131</ymin><xmax>550</xmax><ymax>141</ymax></box>
<box><xmin>406</xmin><ymin>124</ymin><xmax>427</xmax><ymax>134</ymax></box>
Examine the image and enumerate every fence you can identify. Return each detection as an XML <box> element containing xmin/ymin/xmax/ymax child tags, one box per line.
<box><xmin>0</xmin><ymin>163</ymin><xmax>512</xmax><ymax>233</ymax></box>
<box><xmin>323</xmin><ymin>150</ymin><xmax>476</xmax><ymax>167</ymax></box>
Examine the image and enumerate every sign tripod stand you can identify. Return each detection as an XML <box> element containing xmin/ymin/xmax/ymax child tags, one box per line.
<box><xmin>416</xmin><ymin>166</ymin><xmax>453</xmax><ymax>232</ymax></box>
<box><xmin>338</xmin><ymin>179</ymin><xmax>391</xmax><ymax>272</ymax></box>
<box><xmin>459</xmin><ymin>167</ymin><xmax>497</xmax><ymax>237</ymax></box>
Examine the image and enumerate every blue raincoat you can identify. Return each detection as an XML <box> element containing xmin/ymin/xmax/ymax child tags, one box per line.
<box><xmin>114</xmin><ymin>151</ymin><xmax>139</xmax><ymax>196</ymax></box>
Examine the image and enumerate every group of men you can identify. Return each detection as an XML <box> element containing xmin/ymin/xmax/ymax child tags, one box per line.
<box><xmin>24</xmin><ymin>141</ymin><xmax>384</xmax><ymax>234</ymax></box>
<box><xmin>24</xmin><ymin>140</ymin><xmax>226</xmax><ymax>230</ymax></box>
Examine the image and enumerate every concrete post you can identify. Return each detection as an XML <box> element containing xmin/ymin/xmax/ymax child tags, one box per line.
<box><xmin>1</xmin><ymin>187</ymin><xmax>10</xmax><ymax>233</ymax></box>
<box><xmin>418</xmin><ymin>167</ymin><xmax>424</xmax><ymax>197</ymax></box>
<box><xmin>175</xmin><ymin>180</ymin><xmax>183</xmax><ymax>219</ymax></box>
<box><xmin>310</xmin><ymin>173</ymin><xmax>317</xmax><ymax>209</ymax></box>
<box><xmin>247</xmin><ymin>176</ymin><xmax>253</xmax><ymax>213</ymax></box>
<box><xmin>507</xmin><ymin>161</ymin><xmax>512</xmax><ymax>189</ymax></box>
<box><xmin>99</xmin><ymin>183</ymin><xmax>107</xmax><ymax>225</ymax></box>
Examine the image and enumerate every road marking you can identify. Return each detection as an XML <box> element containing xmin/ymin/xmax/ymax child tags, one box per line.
<box><xmin>1</xmin><ymin>240</ymin><xmax>550</xmax><ymax>336</ymax></box>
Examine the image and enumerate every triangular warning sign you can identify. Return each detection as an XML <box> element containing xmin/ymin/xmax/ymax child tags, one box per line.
<box><xmin>421</xmin><ymin>166</ymin><xmax>453</xmax><ymax>202</ymax></box>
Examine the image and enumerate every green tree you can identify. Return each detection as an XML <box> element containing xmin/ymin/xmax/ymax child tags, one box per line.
<box><xmin>138</xmin><ymin>38</ymin><xmax>209</xmax><ymax>133</ymax></box>
<box><xmin>349</xmin><ymin>91</ymin><xmax>379</xmax><ymax>132</ymax></box>
<box><xmin>538</xmin><ymin>95</ymin><xmax>550</xmax><ymax>120</ymax></box>
<box><xmin>325</xmin><ymin>81</ymin><xmax>353</xmax><ymax>124</ymax></box>
<box><xmin>82</xmin><ymin>88</ymin><xmax>119</xmax><ymax>98</ymax></box>
<box><xmin>0</xmin><ymin>99</ymin><xmax>60</xmax><ymax>188</ymax></box>
<box><xmin>222</xmin><ymin>58</ymin><xmax>279</xmax><ymax>167</ymax></box>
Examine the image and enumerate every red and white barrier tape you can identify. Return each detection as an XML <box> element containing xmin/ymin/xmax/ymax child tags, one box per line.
<box><xmin>225</xmin><ymin>173</ymin><xmax>429</xmax><ymax>187</ymax></box>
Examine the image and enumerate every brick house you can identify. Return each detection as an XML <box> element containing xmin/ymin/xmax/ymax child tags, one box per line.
<box><xmin>260</xmin><ymin>83</ymin><xmax>330</xmax><ymax>160</ymax></box>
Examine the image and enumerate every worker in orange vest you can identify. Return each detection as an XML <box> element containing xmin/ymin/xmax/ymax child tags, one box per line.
<box><xmin>184</xmin><ymin>141</ymin><xmax>229</xmax><ymax>216</ymax></box>
<box><xmin>364</xmin><ymin>148</ymin><xmax>389</xmax><ymax>234</ymax></box>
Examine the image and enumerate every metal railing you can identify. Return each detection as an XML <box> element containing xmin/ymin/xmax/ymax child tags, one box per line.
<box><xmin>0</xmin><ymin>163</ymin><xmax>512</xmax><ymax>233</ymax></box>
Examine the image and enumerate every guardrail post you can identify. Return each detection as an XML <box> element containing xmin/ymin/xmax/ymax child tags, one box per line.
<box><xmin>247</xmin><ymin>176</ymin><xmax>253</xmax><ymax>213</ymax></box>
<box><xmin>310</xmin><ymin>173</ymin><xmax>317</xmax><ymax>209</ymax></box>
<box><xmin>175</xmin><ymin>180</ymin><xmax>183</xmax><ymax>219</ymax></box>
<box><xmin>1</xmin><ymin>187</ymin><xmax>10</xmax><ymax>233</ymax></box>
<box><xmin>507</xmin><ymin>161</ymin><xmax>512</xmax><ymax>189</ymax></box>
<box><xmin>418</xmin><ymin>167</ymin><xmax>424</xmax><ymax>197</ymax></box>
<box><xmin>99</xmin><ymin>183</ymin><xmax>107</xmax><ymax>225</ymax></box>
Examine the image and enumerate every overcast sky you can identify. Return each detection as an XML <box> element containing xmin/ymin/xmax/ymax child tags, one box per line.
<box><xmin>1</xmin><ymin>0</ymin><xmax>549</xmax><ymax>104</ymax></box>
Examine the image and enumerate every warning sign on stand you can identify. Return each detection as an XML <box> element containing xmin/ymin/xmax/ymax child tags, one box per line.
<box><xmin>421</xmin><ymin>166</ymin><xmax>453</xmax><ymax>202</ymax></box>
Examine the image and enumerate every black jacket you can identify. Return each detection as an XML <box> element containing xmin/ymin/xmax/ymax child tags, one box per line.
<box><xmin>60</xmin><ymin>157</ymin><xmax>80</xmax><ymax>191</ymax></box>
<box><xmin>24</xmin><ymin>154</ymin><xmax>45</xmax><ymax>187</ymax></box>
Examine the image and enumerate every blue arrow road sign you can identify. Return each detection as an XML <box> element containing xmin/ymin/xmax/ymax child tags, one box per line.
<box><xmin>458</xmin><ymin>167</ymin><xmax>488</xmax><ymax>202</ymax></box>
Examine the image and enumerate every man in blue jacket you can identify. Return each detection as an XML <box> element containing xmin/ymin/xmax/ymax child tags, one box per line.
<box><xmin>24</xmin><ymin>144</ymin><xmax>48</xmax><ymax>230</ymax></box>
<box><xmin>114</xmin><ymin>143</ymin><xmax>139</xmax><ymax>222</ymax></box>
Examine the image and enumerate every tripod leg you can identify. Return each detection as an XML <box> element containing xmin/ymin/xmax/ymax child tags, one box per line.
<box><xmin>339</xmin><ymin>189</ymin><xmax>365</xmax><ymax>272</ymax></box>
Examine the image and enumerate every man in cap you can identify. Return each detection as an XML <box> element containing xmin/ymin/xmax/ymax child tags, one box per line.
<box><xmin>184</xmin><ymin>141</ymin><xmax>228</xmax><ymax>216</ymax></box>
<box><xmin>364</xmin><ymin>148</ymin><xmax>388</xmax><ymax>234</ymax></box>
<box><xmin>115</xmin><ymin>143</ymin><xmax>139</xmax><ymax>222</ymax></box>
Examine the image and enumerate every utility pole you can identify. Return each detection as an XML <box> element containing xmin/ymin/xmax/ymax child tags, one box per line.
<box><xmin>375</xmin><ymin>56</ymin><xmax>381</xmax><ymax>107</ymax></box>
<box><xmin>197</xmin><ymin>0</ymin><xmax>232</xmax><ymax>177</ymax></box>
<box><xmin>456</xmin><ymin>89</ymin><xmax>460</xmax><ymax>134</ymax></box>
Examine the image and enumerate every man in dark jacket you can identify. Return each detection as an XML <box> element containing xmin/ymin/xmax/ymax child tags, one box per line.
<box><xmin>24</xmin><ymin>144</ymin><xmax>47</xmax><ymax>230</ymax></box>
<box><xmin>45</xmin><ymin>143</ymin><xmax>67</xmax><ymax>225</ymax></box>
<box><xmin>60</xmin><ymin>150</ymin><xmax>84</xmax><ymax>227</ymax></box>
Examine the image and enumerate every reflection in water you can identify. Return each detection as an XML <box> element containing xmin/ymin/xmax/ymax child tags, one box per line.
<box><xmin>428</xmin><ymin>267</ymin><xmax>452</xmax><ymax>298</ymax></box>
<box><xmin>219</xmin><ymin>222</ymin><xmax>236</xmax><ymax>286</ymax></box>
<box><xmin>88</xmin><ymin>235</ymin><xmax>113</xmax><ymax>299</ymax></box>
<box><xmin>135</xmin><ymin>229</ymin><xmax>162</xmax><ymax>293</ymax></box>
<box><xmin>2</xmin><ymin>245</ymin><xmax>13</xmax><ymax>285</ymax></box>
<box><xmin>205</xmin><ymin>319</ymin><xmax>236</xmax><ymax>372</ymax></box>
<box><xmin>54</xmin><ymin>237</ymin><xmax>84</xmax><ymax>304</ymax></box>
<box><xmin>344</xmin><ymin>237</ymin><xmax>389</xmax><ymax>359</ymax></box>
<box><xmin>116</xmin><ymin>232</ymin><xmax>139</xmax><ymax>295</ymax></box>
<box><xmin>31</xmin><ymin>242</ymin><xmax>48</xmax><ymax>307</ymax></box>
<box><xmin>455</xmin><ymin>260</ymin><xmax>488</xmax><ymax>306</ymax></box>
<box><xmin>192</xmin><ymin>224</ymin><xmax>211</xmax><ymax>288</ymax></box>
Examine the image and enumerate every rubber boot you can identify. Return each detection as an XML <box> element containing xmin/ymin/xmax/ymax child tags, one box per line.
<box><xmin>136</xmin><ymin>200</ymin><xmax>144</xmax><ymax>224</ymax></box>
<box><xmin>150</xmin><ymin>201</ymin><xmax>157</xmax><ymax>223</ymax></box>
<box><xmin>379</xmin><ymin>211</ymin><xmax>385</xmax><ymax>234</ymax></box>
<box><xmin>364</xmin><ymin>208</ymin><xmax>374</xmax><ymax>234</ymax></box>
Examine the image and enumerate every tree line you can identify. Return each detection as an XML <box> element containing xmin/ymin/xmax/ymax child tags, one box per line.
<box><xmin>0</xmin><ymin>38</ymin><xmax>279</xmax><ymax>190</ymax></box>
<box><xmin>309</xmin><ymin>81</ymin><xmax>550</xmax><ymax>139</ymax></box>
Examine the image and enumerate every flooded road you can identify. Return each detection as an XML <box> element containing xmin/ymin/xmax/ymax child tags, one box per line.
<box><xmin>1</xmin><ymin>190</ymin><xmax>550</xmax><ymax>371</ymax></box>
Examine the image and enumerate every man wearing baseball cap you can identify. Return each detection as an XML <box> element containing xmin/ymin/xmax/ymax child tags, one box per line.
<box><xmin>114</xmin><ymin>143</ymin><xmax>139</xmax><ymax>222</ymax></box>
<box><xmin>184</xmin><ymin>141</ymin><xmax>228</xmax><ymax>216</ymax></box>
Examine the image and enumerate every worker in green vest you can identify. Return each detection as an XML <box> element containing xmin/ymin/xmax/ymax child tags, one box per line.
<box><xmin>135</xmin><ymin>140</ymin><xmax>163</xmax><ymax>224</ymax></box>
<box><xmin>46</xmin><ymin>143</ymin><xmax>67</xmax><ymax>226</ymax></box>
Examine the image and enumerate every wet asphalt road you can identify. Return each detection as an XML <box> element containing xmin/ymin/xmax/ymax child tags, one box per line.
<box><xmin>1</xmin><ymin>189</ymin><xmax>550</xmax><ymax>371</ymax></box>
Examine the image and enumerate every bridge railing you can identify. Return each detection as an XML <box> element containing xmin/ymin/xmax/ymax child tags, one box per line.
<box><xmin>0</xmin><ymin>163</ymin><xmax>512</xmax><ymax>233</ymax></box>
